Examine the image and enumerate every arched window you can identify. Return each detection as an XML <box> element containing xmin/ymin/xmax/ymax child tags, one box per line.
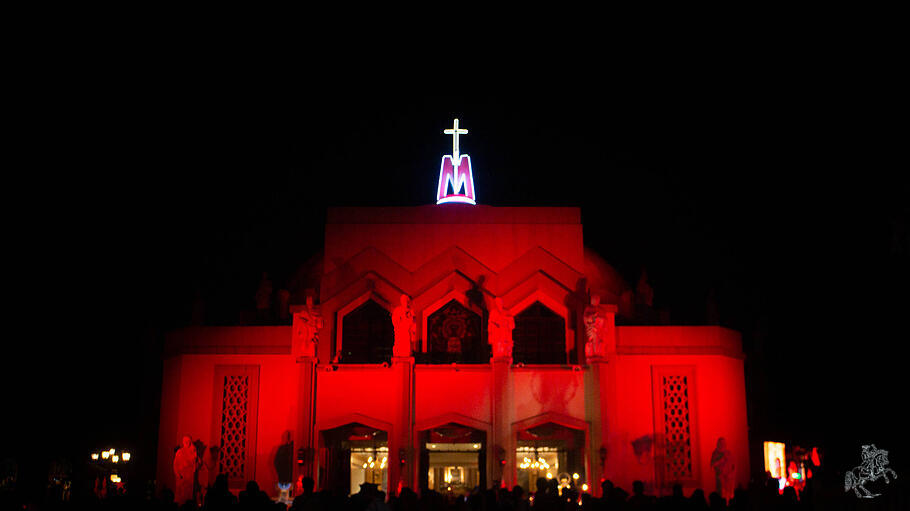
<box><xmin>426</xmin><ymin>300</ymin><xmax>485</xmax><ymax>363</ymax></box>
<box><xmin>341</xmin><ymin>300</ymin><xmax>393</xmax><ymax>363</ymax></box>
<box><xmin>513</xmin><ymin>302</ymin><xmax>566</xmax><ymax>364</ymax></box>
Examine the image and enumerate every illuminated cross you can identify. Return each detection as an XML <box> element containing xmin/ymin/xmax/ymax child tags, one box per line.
<box><xmin>443</xmin><ymin>118</ymin><xmax>469</xmax><ymax>164</ymax></box>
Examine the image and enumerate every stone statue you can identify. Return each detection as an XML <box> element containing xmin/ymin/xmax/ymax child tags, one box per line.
<box><xmin>173</xmin><ymin>435</ymin><xmax>199</xmax><ymax>505</ymax></box>
<box><xmin>391</xmin><ymin>294</ymin><xmax>416</xmax><ymax>357</ymax></box>
<box><xmin>710</xmin><ymin>437</ymin><xmax>735</xmax><ymax>500</ymax></box>
<box><xmin>293</xmin><ymin>296</ymin><xmax>323</xmax><ymax>358</ymax></box>
<box><xmin>255</xmin><ymin>272</ymin><xmax>273</xmax><ymax>322</ymax></box>
<box><xmin>488</xmin><ymin>298</ymin><xmax>515</xmax><ymax>358</ymax></box>
<box><xmin>636</xmin><ymin>270</ymin><xmax>654</xmax><ymax>307</ymax></box>
<box><xmin>256</xmin><ymin>272</ymin><xmax>273</xmax><ymax>310</ymax></box>
<box><xmin>584</xmin><ymin>295</ymin><xmax>607</xmax><ymax>358</ymax></box>
<box><xmin>277</xmin><ymin>289</ymin><xmax>291</xmax><ymax>322</ymax></box>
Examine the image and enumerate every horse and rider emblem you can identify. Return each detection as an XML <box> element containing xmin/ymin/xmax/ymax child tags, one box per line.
<box><xmin>844</xmin><ymin>444</ymin><xmax>898</xmax><ymax>498</ymax></box>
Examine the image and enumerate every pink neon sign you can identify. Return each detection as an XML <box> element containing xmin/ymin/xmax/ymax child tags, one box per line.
<box><xmin>436</xmin><ymin>154</ymin><xmax>476</xmax><ymax>204</ymax></box>
<box><xmin>437</xmin><ymin>119</ymin><xmax>476</xmax><ymax>205</ymax></box>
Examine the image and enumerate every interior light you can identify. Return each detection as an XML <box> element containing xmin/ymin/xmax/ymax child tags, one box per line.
<box><xmin>546</xmin><ymin>472</ymin><xmax>553</xmax><ymax>479</ymax></box>
<box><xmin>122</xmin><ymin>452</ymin><xmax>130</xmax><ymax>461</ymax></box>
<box><xmin>101</xmin><ymin>451</ymin><xmax>110</xmax><ymax>459</ymax></box>
<box><xmin>91</xmin><ymin>453</ymin><xmax>99</xmax><ymax>460</ymax></box>
<box><xmin>572</xmin><ymin>473</ymin><xmax>579</xmax><ymax>480</ymax></box>
<box><xmin>112</xmin><ymin>455</ymin><xmax>119</xmax><ymax>463</ymax></box>
<box><xmin>581</xmin><ymin>483</ymin><xmax>589</xmax><ymax>491</ymax></box>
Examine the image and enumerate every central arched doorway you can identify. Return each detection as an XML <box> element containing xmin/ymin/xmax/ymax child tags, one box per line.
<box><xmin>319</xmin><ymin>422</ymin><xmax>389</xmax><ymax>496</ymax></box>
<box><xmin>515</xmin><ymin>422</ymin><xmax>587</xmax><ymax>495</ymax></box>
<box><xmin>418</xmin><ymin>423</ymin><xmax>487</xmax><ymax>497</ymax></box>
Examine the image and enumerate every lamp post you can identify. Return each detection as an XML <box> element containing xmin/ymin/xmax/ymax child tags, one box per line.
<box><xmin>89</xmin><ymin>448</ymin><xmax>132</xmax><ymax>496</ymax></box>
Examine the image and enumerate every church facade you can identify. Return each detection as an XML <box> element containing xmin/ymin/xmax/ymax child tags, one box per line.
<box><xmin>156</xmin><ymin>204</ymin><xmax>750</xmax><ymax>499</ymax></box>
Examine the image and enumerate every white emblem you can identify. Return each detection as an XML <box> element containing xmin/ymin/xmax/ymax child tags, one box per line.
<box><xmin>844</xmin><ymin>444</ymin><xmax>898</xmax><ymax>498</ymax></box>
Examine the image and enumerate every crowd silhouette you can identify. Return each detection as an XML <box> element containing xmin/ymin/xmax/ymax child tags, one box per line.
<box><xmin>4</xmin><ymin>471</ymin><xmax>906</xmax><ymax>511</ymax></box>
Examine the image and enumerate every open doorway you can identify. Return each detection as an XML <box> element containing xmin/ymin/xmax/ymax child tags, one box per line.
<box><xmin>418</xmin><ymin>423</ymin><xmax>486</xmax><ymax>497</ymax></box>
<box><xmin>319</xmin><ymin>423</ymin><xmax>388</xmax><ymax>496</ymax></box>
<box><xmin>515</xmin><ymin>422</ymin><xmax>586</xmax><ymax>495</ymax></box>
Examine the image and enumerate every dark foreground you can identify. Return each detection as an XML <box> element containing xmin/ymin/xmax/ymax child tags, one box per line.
<box><xmin>2</xmin><ymin>475</ymin><xmax>907</xmax><ymax>511</ymax></box>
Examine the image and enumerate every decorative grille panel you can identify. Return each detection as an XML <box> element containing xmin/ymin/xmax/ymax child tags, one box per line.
<box><xmin>212</xmin><ymin>365</ymin><xmax>259</xmax><ymax>487</ymax></box>
<box><xmin>219</xmin><ymin>375</ymin><xmax>250</xmax><ymax>480</ymax></box>
<box><xmin>660</xmin><ymin>374</ymin><xmax>693</xmax><ymax>480</ymax></box>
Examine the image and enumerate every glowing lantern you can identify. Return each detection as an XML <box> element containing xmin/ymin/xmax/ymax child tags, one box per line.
<box><xmin>101</xmin><ymin>451</ymin><xmax>110</xmax><ymax>459</ymax></box>
<box><xmin>121</xmin><ymin>452</ymin><xmax>130</xmax><ymax>462</ymax></box>
<box><xmin>112</xmin><ymin>455</ymin><xmax>119</xmax><ymax>463</ymax></box>
<box><xmin>91</xmin><ymin>453</ymin><xmax>99</xmax><ymax>460</ymax></box>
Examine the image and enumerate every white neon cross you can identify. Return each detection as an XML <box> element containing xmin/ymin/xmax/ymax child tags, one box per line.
<box><xmin>443</xmin><ymin>118</ymin><xmax>469</xmax><ymax>164</ymax></box>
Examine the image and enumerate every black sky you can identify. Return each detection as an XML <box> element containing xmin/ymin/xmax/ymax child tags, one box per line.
<box><xmin>4</xmin><ymin>48</ymin><xmax>907</xmax><ymax>487</ymax></box>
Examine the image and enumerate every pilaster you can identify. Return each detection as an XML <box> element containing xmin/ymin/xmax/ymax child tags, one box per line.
<box><xmin>490</xmin><ymin>355</ymin><xmax>514</xmax><ymax>488</ymax></box>
<box><xmin>294</xmin><ymin>356</ymin><xmax>318</xmax><ymax>483</ymax></box>
<box><xmin>388</xmin><ymin>356</ymin><xmax>415</xmax><ymax>494</ymax></box>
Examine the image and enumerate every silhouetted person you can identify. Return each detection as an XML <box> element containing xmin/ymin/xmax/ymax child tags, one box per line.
<box><xmin>780</xmin><ymin>486</ymin><xmax>798</xmax><ymax>511</ymax></box>
<box><xmin>708</xmin><ymin>491</ymin><xmax>726</xmax><ymax>510</ymax></box>
<box><xmin>688</xmin><ymin>489</ymin><xmax>708</xmax><ymax>511</ymax></box>
<box><xmin>204</xmin><ymin>474</ymin><xmax>237</xmax><ymax>510</ymax></box>
<box><xmin>161</xmin><ymin>488</ymin><xmax>178</xmax><ymax>511</ymax></box>
<box><xmin>240</xmin><ymin>480</ymin><xmax>269</xmax><ymax>509</ymax></box>
<box><xmin>511</xmin><ymin>485</ymin><xmax>528</xmax><ymax>511</ymax></box>
<box><xmin>627</xmin><ymin>481</ymin><xmax>653</xmax><ymax>510</ymax></box>
<box><xmin>532</xmin><ymin>477</ymin><xmax>558</xmax><ymax>510</ymax></box>
<box><xmin>290</xmin><ymin>476</ymin><xmax>316</xmax><ymax>511</ymax></box>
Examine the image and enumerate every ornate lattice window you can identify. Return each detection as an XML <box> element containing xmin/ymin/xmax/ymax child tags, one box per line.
<box><xmin>212</xmin><ymin>365</ymin><xmax>259</xmax><ymax>487</ymax></box>
<box><xmin>652</xmin><ymin>366</ymin><xmax>697</xmax><ymax>487</ymax></box>
<box><xmin>513</xmin><ymin>302</ymin><xmax>566</xmax><ymax>364</ymax></box>
<box><xmin>426</xmin><ymin>300</ymin><xmax>484</xmax><ymax>363</ymax></box>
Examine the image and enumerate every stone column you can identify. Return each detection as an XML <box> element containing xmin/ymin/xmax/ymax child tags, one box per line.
<box><xmin>583</xmin><ymin>305</ymin><xmax>618</xmax><ymax>497</ymax></box>
<box><xmin>388</xmin><ymin>355</ymin><xmax>415</xmax><ymax>494</ymax></box>
<box><xmin>491</xmin><ymin>355</ymin><xmax>514</xmax><ymax>488</ymax></box>
<box><xmin>294</xmin><ymin>355</ymin><xmax>318</xmax><ymax>482</ymax></box>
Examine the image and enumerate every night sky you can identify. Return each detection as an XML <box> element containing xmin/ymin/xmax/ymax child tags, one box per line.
<box><xmin>5</xmin><ymin>56</ymin><xmax>907</xmax><ymax>490</ymax></box>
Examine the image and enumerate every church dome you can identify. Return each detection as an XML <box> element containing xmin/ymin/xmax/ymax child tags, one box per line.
<box><xmin>583</xmin><ymin>246</ymin><xmax>630</xmax><ymax>307</ymax></box>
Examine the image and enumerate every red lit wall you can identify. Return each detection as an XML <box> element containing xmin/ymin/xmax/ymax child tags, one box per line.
<box><xmin>609</xmin><ymin>327</ymin><xmax>750</xmax><ymax>493</ymax></box>
<box><xmin>157</xmin><ymin>349</ymin><xmax>298</xmax><ymax>495</ymax></box>
<box><xmin>158</xmin><ymin>206</ymin><xmax>750</xmax><ymax>499</ymax></box>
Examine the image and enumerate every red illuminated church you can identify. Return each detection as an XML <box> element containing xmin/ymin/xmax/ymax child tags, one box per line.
<box><xmin>157</xmin><ymin>122</ymin><xmax>750</xmax><ymax>501</ymax></box>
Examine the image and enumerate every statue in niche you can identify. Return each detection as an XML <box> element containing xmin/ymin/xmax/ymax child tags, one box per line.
<box><xmin>173</xmin><ymin>435</ymin><xmax>198</xmax><ymax>505</ymax></box>
<box><xmin>710</xmin><ymin>437</ymin><xmax>735</xmax><ymax>501</ymax></box>
<box><xmin>488</xmin><ymin>298</ymin><xmax>515</xmax><ymax>358</ymax></box>
<box><xmin>392</xmin><ymin>294</ymin><xmax>416</xmax><ymax>357</ymax></box>
<box><xmin>584</xmin><ymin>295</ymin><xmax>607</xmax><ymax>358</ymax></box>
<box><xmin>293</xmin><ymin>296</ymin><xmax>323</xmax><ymax>358</ymax></box>
<box><xmin>255</xmin><ymin>272</ymin><xmax>273</xmax><ymax>322</ymax></box>
<box><xmin>636</xmin><ymin>270</ymin><xmax>654</xmax><ymax>307</ymax></box>
<box><xmin>277</xmin><ymin>289</ymin><xmax>291</xmax><ymax>322</ymax></box>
